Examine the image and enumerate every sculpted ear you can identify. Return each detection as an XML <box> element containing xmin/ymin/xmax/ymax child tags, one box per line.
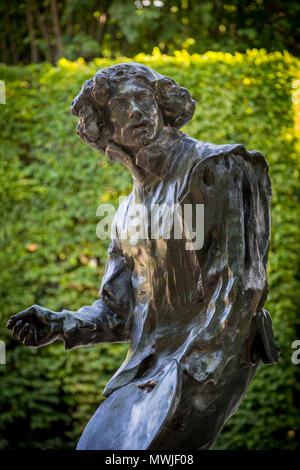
<box><xmin>156</xmin><ymin>77</ymin><xmax>195</xmax><ymax>129</ymax></box>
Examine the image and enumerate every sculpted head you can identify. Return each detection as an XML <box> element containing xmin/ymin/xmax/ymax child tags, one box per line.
<box><xmin>71</xmin><ymin>63</ymin><xmax>195</xmax><ymax>158</ymax></box>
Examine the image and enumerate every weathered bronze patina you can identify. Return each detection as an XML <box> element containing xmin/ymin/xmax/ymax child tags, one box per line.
<box><xmin>7</xmin><ymin>63</ymin><xmax>279</xmax><ymax>450</ymax></box>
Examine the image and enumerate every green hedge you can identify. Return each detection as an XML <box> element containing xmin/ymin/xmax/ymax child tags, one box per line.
<box><xmin>0</xmin><ymin>49</ymin><xmax>299</xmax><ymax>449</ymax></box>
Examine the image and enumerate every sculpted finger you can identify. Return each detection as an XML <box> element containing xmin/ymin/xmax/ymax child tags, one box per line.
<box><xmin>7</xmin><ymin>307</ymin><xmax>35</xmax><ymax>329</ymax></box>
<box><xmin>19</xmin><ymin>323</ymin><xmax>30</xmax><ymax>342</ymax></box>
<box><xmin>6</xmin><ymin>319</ymin><xmax>14</xmax><ymax>330</ymax></box>
<box><xmin>6</xmin><ymin>315</ymin><xmax>21</xmax><ymax>329</ymax></box>
<box><xmin>33</xmin><ymin>327</ymin><xmax>38</xmax><ymax>344</ymax></box>
<box><xmin>11</xmin><ymin>320</ymin><xmax>24</xmax><ymax>338</ymax></box>
<box><xmin>23</xmin><ymin>330</ymin><xmax>35</xmax><ymax>347</ymax></box>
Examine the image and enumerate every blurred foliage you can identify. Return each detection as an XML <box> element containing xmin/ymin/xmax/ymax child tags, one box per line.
<box><xmin>1</xmin><ymin>0</ymin><xmax>300</xmax><ymax>65</ymax></box>
<box><xmin>0</xmin><ymin>49</ymin><xmax>300</xmax><ymax>449</ymax></box>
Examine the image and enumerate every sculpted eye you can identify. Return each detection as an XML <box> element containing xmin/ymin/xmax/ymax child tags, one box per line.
<box><xmin>111</xmin><ymin>98</ymin><xmax>127</xmax><ymax>111</ymax></box>
<box><xmin>135</xmin><ymin>90</ymin><xmax>151</xmax><ymax>100</ymax></box>
<box><xmin>144</xmin><ymin>91</ymin><xmax>151</xmax><ymax>98</ymax></box>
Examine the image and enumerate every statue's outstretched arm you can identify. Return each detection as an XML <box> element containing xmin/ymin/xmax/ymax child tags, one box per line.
<box><xmin>7</xmin><ymin>225</ymin><xmax>133</xmax><ymax>349</ymax></box>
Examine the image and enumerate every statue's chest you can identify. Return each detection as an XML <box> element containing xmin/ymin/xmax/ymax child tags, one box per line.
<box><xmin>116</xmin><ymin>180</ymin><xmax>201</xmax><ymax>310</ymax></box>
<box><xmin>118</xmin><ymin>180</ymin><xmax>181</xmax><ymax>261</ymax></box>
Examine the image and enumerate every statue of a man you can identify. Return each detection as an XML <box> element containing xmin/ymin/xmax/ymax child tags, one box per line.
<box><xmin>7</xmin><ymin>63</ymin><xmax>279</xmax><ymax>450</ymax></box>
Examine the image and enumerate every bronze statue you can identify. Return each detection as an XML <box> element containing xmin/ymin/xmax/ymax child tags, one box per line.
<box><xmin>7</xmin><ymin>63</ymin><xmax>279</xmax><ymax>450</ymax></box>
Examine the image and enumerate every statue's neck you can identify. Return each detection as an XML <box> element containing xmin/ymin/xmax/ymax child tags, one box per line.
<box><xmin>105</xmin><ymin>126</ymin><xmax>182</xmax><ymax>186</ymax></box>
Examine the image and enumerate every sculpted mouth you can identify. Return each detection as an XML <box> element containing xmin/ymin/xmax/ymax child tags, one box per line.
<box><xmin>131</xmin><ymin>120</ymin><xmax>149</xmax><ymax>130</ymax></box>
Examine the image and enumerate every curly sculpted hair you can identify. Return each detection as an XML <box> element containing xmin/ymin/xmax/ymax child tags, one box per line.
<box><xmin>71</xmin><ymin>62</ymin><xmax>195</xmax><ymax>154</ymax></box>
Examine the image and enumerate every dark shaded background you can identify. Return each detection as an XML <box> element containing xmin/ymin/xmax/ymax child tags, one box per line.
<box><xmin>1</xmin><ymin>0</ymin><xmax>300</xmax><ymax>65</ymax></box>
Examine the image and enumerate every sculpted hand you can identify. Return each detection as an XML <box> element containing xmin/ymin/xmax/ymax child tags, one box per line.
<box><xmin>6</xmin><ymin>305</ymin><xmax>64</xmax><ymax>348</ymax></box>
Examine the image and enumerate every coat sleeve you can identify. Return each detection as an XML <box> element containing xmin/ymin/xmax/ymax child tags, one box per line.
<box><xmin>61</xmin><ymin>219</ymin><xmax>134</xmax><ymax>350</ymax></box>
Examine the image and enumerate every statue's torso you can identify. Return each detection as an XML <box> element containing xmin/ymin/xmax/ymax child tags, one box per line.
<box><xmin>101</xmin><ymin>134</ymin><xmax>276</xmax><ymax>397</ymax></box>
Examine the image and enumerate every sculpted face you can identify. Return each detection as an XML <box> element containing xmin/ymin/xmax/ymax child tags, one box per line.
<box><xmin>108</xmin><ymin>78</ymin><xmax>164</xmax><ymax>152</ymax></box>
<box><xmin>71</xmin><ymin>63</ymin><xmax>196</xmax><ymax>162</ymax></box>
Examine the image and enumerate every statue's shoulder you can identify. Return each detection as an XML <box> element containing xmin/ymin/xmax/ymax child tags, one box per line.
<box><xmin>181</xmin><ymin>133</ymin><xmax>269</xmax><ymax>171</ymax></box>
<box><xmin>181</xmin><ymin>134</ymin><xmax>271</xmax><ymax>199</ymax></box>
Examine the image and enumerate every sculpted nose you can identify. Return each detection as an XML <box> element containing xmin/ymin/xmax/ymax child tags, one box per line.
<box><xmin>129</xmin><ymin>100</ymin><xmax>142</xmax><ymax>119</ymax></box>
